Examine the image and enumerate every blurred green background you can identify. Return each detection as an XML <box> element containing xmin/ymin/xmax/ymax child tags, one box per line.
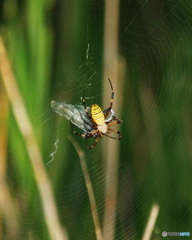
<box><xmin>0</xmin><ymin>0</ymin><xmax>192</xmax><ymax>239</ymax></box>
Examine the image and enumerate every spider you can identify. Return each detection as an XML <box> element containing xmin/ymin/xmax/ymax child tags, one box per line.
<box><xmin>71</xmin><ymin>78</ymin><xmax>123</xmax><ymax>149</ymax></box>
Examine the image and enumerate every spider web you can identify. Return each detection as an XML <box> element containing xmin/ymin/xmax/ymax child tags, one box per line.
<box><xmin>3</xmin><ymin>0</ymin><xmax>192</xmax><ymax>239</ymax></box>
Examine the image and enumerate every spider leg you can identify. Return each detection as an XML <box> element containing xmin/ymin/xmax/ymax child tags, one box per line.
<box><xmin>85</xmin><ymin>136</ymin><xmax>100</xmax><ymax>149</ymax></box>
<box><xmin>90</xmin><ymin>129</ymin><xmax>99</xmax><ymax>136</ymax></box>
<box><xmin>104</xmin><ymin>78</ymin><xmax>114</xmax><ymax>119</ymax></box>
<box><xmin>103</xmin><ymin>133</ymin><xmax>117</xmax><ymax>140</ymax></box>
<box><xmin>70</xmin><ymin>122</ymin><xmax>87</xmax><ymax>138</ymax></box>
<box><xmin>107</xmin><ymin>119</ymin><xmax>123</xmax><ymax>127</ymax></box>
<box><xmin>82</xmin><ymin>87</ymin><xmax>92</xmax><ymax>120</ymax></box>
<box><xmin>108</xmin><ymin>128</ymin><xmax>122</xmax><ymax>140</ymax></box>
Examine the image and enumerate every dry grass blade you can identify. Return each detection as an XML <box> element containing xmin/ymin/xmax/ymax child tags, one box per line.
<box><xmin>142</xmin><ymin>204</ymin><xmax>160</xmax><ymax>240</ymax></box>
<box><xmin>102</xmin><ymin>0</ymin><xmax>121</xmax><ymax>239</ymax></box>
<box><xmin>0</xmin><ymin>91</ymin><xmax>19</xmax><ymax>237</ymax></box>
<box><xmin>0</xmin><ymin>36</ymin><xmax>67</xmax><ymax>240</ymax></box>
<box><xmin>68</xmin><ymin>135</ymin><xmax>103</xmax><ymax>240</ymax></box>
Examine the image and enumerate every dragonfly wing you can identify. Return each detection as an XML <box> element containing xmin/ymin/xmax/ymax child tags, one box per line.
<box><xmin>51</xmin><ymin>100</ymin><xmax>93</xmax><ymax>132</ymax></box>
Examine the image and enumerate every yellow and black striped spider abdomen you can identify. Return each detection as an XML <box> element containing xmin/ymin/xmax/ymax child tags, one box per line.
<box><xmin>91</xmin><ymin>104</ymin><xmax>105</xmax><ymax>126</ymax></box>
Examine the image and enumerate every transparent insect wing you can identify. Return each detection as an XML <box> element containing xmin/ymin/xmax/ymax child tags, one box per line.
<box><xmin>51</xmin><ymin>100</ymin><xmax>93</xmax><ymax>132</ymax></box>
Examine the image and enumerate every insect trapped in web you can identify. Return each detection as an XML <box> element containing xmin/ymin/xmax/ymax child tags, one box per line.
<box><xmin>51</xmin><ymin>78</ymin><xmax>123</xmax><ymax>149</ymax></box>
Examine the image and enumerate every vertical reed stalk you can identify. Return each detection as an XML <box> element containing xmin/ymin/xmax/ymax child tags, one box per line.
<box><xmin>102</xmin><ymin>1</ymin><xmax>122</xmax><ymax>239</ymax></box>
